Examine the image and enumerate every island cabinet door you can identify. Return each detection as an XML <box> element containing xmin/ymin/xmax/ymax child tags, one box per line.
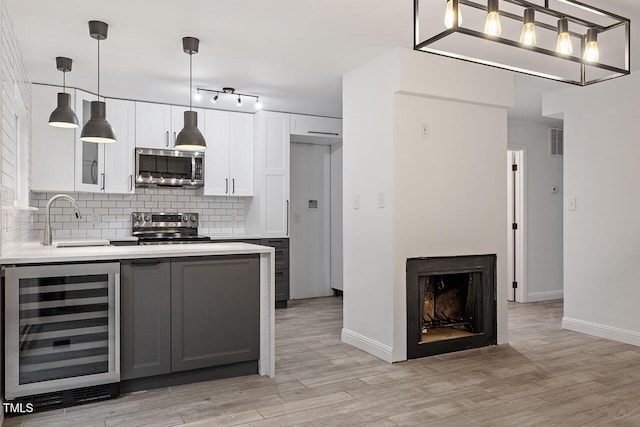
<box><xmin>120</xmin><ymin>259</ymin><xmax>171</xmax><ymax>380</ymax></box>
<box><xmin>170</xmin><ymin>255</ymin><xmax>260</xmax><ymax>373</ymax></box>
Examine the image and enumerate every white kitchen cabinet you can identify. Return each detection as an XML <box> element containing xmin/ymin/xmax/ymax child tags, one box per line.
<box><xmin>75</xmin><ymin>91</ymin><xmax>135</xmax><ymax>193</ymax></box>
<box><xmin>31</xmin><ymin>84</ymin><xmax>76</xmax><ymax>192</ymax></box>
<box><xmin>245</xmin><ymin>112</ymin><xmax>289</xmax><ymax>237</ymax></box>
<box><xmin>75</xmin><ymin>90</ymin><xmax>105</xmax><ymax>192</ymax></box>
<box><xmin>135</xmin><ymin>102</ymin><xmax>172</xmax><ymax>149</ymax></box>
<box><xmin>203</xmin><ymin>111</ymin><xmax>254</xmax><ymax>197</ymax></box>
<box><xmin>135</xmin><ymin>102</ymin><xmax>205</xmax><ymax>150</ymax></box>
<box><xmin>104</xmin><ymin>99</ymin><xmax>136</xmax><ymax>194</ymax></box>
<box><xmin>289</xmin><ymin>114</ymin><xmax>342</xmax><ymax>138</ymax></box>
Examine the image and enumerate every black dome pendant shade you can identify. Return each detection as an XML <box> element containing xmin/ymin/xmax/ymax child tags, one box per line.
<box><xmin>80</xmin><ymin>20</ymin><xmax>116</xmax><ymax>143</ymax></box>
<box><xmin>48</xmin><ymin>57</ymin><xmax>79</xmax><ymax>128</ymax></box>
<box><xmin>175</xmin><ymin>36</ymin><xmax>206</xmax><ymax>151</ymax></box>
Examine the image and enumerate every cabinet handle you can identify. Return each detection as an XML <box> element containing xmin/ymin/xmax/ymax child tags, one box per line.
<box><xmin>129</xmin><ymin>174</ymin><xmax>133</xmax><ymax>192</ymax></box>
<box><xmin>308</xmin><ymin>131</ymin><xmax>340</xmax><ymax>136</ymax></box>
<box><xmin>225</xmin><ymin>178</ymin><xmax>229</xmax><ymax>194</ymax></box>
<box><xmin>286</xmin><ymin>200</ymin><xmax>289</xmax><ymax>235</ymax></box>
<box><xmin>165</xmin><ymin>131</ymin><xmax>169</xmax><ymax>147</ymax></box>
<box><xmin>232</xmin><ymin>178</ymin><xmax>235</xmax><ymax>194</ymax></box>
<box><xmin>173</xmin><ymin>131</ymin><xmax>176</xmax><ymax>147</ymax></box>
<box><xmin>101</xmin><ymin>173</ymin><xmax>105</xmax><ymax>191</ymax></box>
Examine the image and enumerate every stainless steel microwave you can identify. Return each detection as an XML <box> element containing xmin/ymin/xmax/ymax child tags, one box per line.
<box><xmin>135</xmin><ymin>148</ymin><xmax>204</xmax><ymax>188</ymax></box>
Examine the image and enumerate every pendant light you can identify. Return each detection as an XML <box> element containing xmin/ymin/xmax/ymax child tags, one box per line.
<box><xmin>175</xmin><ymin>37</ymin><xmax>206</xmax><ymax>151</ymax></box>
<box><xmin>444</xmin><ymin>0</ymin><xmax>462</xmax><ymax>29</ymax></box>
<box><xmin>556</xmin><ymin>18</ymin><xmax>573</xmax><ymax>55</ymax></box>
<box><xmin>484</xmin><ymin>0</ymin><xmax>502</xmax><ymax>37</ymax></box>
<box><xmin>80</xmin><ymin>20</ymin><xmax>116</xmax><ymax>143</ymax></box>
<box><xmin>48</xmin><ymin>57</ymin><xmax>79</xmax><ymax>128</ymax></box>
<box><xmin>519</xmin><ymin>8</ymin><xmax>536</xmax><ymax>46</ymax></box>
<box><xmin>583</xmin><ymin>28</ymin><xmax>599</xmax><ymax>62</ymax></box>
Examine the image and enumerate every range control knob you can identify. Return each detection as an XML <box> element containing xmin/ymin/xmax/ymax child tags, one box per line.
<box><xmin>134</xmin><ymin>214</ymin><xmax>142</xmax><ymax>222</ymax></box>
<box><xmin>144</xmin><ymin>215</ymin><xmax>150</xmax><ymax>222</ymax></box>
<box><xmin>190</xmin><ymin>216</ymin><xmax>196</xmax><ymax>222</ymax></box>
<box><xmin>182</xmin><ymin>215</ymin><xmax>188</xmax><ymax>222</ymax></box>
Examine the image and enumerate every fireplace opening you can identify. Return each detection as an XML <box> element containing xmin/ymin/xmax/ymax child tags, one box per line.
<box><xmin>420</xmin><ymin>273</ymin><xmax>478</xmax><ymax>344</ymax></box>
<box><xmin>407</xmin><ymin>255</ymin><xmax>496</xmax><ymax>359</ymax></box>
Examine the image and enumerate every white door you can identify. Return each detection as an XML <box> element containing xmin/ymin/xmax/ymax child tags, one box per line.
<box><xmin>507</xmin><ymin>150</ymin><xmax>525</xmax><ymax>302</ymax></box>
<box><xmin>135</xmin><ymin>102</ymin><xmax>171</xmax><ymax>149</ymax></box>
<box><xmin>290</xmin><ymin>143</ymin><xmax>332</xmax><ymax>299</ymax></box>
<box><xmin>229</xmin><ymin>112</ymin><xmax>254</xmax><ymax>196</ymax></box>
<box><xmin>104</xmin><ymin>99</ymin><xmax>136</xmax><ymax>194</ymax></box>
<box><xmin>262</xmin><ymin>112</ymin><xmax>290</xmax><ymax>237</ymax></box>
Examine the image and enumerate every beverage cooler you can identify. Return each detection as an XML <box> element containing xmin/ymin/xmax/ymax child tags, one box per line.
<box><xmin>4</xmin><ymin>262</ymin><xmax>120</xmax><ymax>401</ymax></box>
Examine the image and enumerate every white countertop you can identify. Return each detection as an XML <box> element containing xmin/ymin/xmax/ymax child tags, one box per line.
<box><xmin>0</xmin><ymin>241</ymin><xmax>274</xmax><ymax>265</ymax></box>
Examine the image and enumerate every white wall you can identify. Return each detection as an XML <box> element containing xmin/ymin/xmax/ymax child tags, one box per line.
<box><xmin>330</xmin><ymin>143</ymin><xmax>343</xmax><ymax>291</ymax></box>
<box><xmin>343</xmin><ymin>48</ymin><xmax>513</xmax><ymax>362</ymax></box>
<box><xmin>508</xmin><ymin>119</ymin><xmax>563</xmax><ymax>302</ymax></box>
<box><xmin>543</xmin><ymin>72</ymin><xmax>640</xmax><ymax>346</ymax></box>
<box><xmin>1</xmin><ymin>0</ymin><xmax>32</xmax><ymax>256</ymax></box>
<box><xmin>290</xmin><ymin>142</ymin><xmax>332</xmax><ymax>299</ymax></box>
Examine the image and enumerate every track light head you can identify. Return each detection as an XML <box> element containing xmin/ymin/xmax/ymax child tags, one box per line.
<box><xmin>237</xmin><ymin>96</ymin><xmax>242</xmax><ymax>106</ymax></box>
<box><xmin>255</xmin><ymin>98</ymin><xmax>263</xmax><ymax>110</ymax></box>
<box><xmin>211</xmin><ymin>94</ymin><xmax>219</xmax><ymax>104</ymax></box>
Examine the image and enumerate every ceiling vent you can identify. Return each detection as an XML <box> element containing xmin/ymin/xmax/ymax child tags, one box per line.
<box><xmin>550</xmin><ymin>128</ymin><xmax>563</xmax><ymax>157</ymax></box>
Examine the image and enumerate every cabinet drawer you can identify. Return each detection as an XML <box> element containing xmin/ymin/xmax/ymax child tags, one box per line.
<box><xmin>261</xmin><ymin>238</ymin><xmax>289</xmax><ymax>249</ymax></box>
<box><xmin>275</xmin><ymin>268</ymin><xmax>289</xmax><ymax>302</ymax></box>
<box><xmin>211</xmin><ymin>239</ymin><xmax>262</xmax><ymax>245</ymax></box>
<box><xmin>274</xmin><ymin>247</ymin><xmax>289</xmax><ymax>269</ymax></box>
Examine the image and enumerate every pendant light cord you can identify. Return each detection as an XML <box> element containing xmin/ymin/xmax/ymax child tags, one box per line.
<box><xmin>97</xmin><ymin>39</ymin><xmax>100</xmax><ymax>100</ymax></box>
<box><xmin>189</xmin><ymin>52</ymin><xmax>193</xmax><ymax>110</ymax></box>
<box><xmin>62</xmin><ymin>71</ymin><xmax>66</xmax><ymax>94</ymax></box>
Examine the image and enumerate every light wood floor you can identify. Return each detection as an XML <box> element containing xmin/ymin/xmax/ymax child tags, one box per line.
<box><xmin>6</xmin><ymin>298</ymin><xmax>640</xmax><ymax>427</ymax></box>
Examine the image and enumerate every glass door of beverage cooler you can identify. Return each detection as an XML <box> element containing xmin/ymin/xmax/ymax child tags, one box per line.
<box><xmin>5</xmin><ymin>263</ymin><xmax>120</xmax><ymax>399</ymax></box>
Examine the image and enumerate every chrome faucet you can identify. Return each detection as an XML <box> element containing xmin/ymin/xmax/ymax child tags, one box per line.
<box><xmin>43</xmin><ymin>194</ymin><xmax>81</xmax><ymax>246</ymax></box>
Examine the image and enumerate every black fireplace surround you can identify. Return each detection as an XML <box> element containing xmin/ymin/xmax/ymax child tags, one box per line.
<box><xmin>406</xmin><ymin>255</ymin><xmax>497</xmax><ymax>359</ymax></box>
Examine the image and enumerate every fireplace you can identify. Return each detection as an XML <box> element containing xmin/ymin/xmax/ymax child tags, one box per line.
<box><xmin>406</xmin><ymin>255</ymin><xmax>496</xmax><ymax>359</ymax></box>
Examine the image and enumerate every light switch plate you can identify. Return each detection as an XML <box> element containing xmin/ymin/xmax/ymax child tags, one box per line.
<box><xmin>377</xmin><ymin>192</ymin><xmax>385</xmax><ymax>208</ymax></box>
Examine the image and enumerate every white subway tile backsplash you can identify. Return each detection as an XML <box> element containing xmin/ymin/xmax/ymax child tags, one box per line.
<box><xmin>30</xmin><ymin>188</ymin><xmax>248</xmax><ymax>241</ymax></box>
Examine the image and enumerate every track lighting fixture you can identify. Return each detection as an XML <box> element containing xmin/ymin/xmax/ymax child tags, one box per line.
<box><xmin>416</xmin><ymin>0</ymin><xmax>630</xmax><ymax>86</ymax></box>
<box><xmin>193</xmin><ymin>89</ymin><xmax>202</xmax><ymax>101</ymax></box>
<box><xmin>48</xmin><ymin>57</ymin><xmax>79</xmax><ymax>128</ymax></box>
<box><xmin>80</xmin><ymin>20</ymin><xmax>116</xmax><ymax>143</ymax></box>
<box><xmin>175</xmin><ymin>36</ymin><xmax>206</xmax><ymax>151</ymax></box>
<box><xmin>196</xmin><ymin>87</ymin><xmax>263</xmax><ymax>109</ymax></box>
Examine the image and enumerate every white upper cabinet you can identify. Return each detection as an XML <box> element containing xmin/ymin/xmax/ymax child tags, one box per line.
<box><xmin>135</xmin><ymin>102</ymin><xmax>172</xmax><ymax>149</ymax></box>
<box><xmin>104</xmin><ymin>99</ymin><xmax>136</xmax><ymax>194</ymax></box>
<box><xmin>75</xmin><ymin>91</ymin><xmax>135</xmax><ymax>194</ymax></box>
<box><xmin>135</xmin><ymin>102</ymin><xmax>205</xmax><ymax>150</ymax></box>
<box><xmin>203</xmin><ymin>110</ymin><xmax>230</xmax><ymax>196</ymax></box>
<box><xmin>31</xmin><ymin>84</ymin><xmax>76</xmax><ymax>192</ymax></box>
<box><xmin>289</xmin><ymin>114</ymin><xmax>342</xmax><ymax>138</ymax></box>
<box><xmin>75</xmin><ymin>90</ymin><xmax>105</xmax><ymax>193</ymax></box>
<box><xmin>229</xmin><ymin>113</ymin><xmax>254</xmax><ymax>196</ymax></box>
<box><xmin>203</xmin><ymin>111</ymin><xmax>254</xmax><ymax>197</ymax></box>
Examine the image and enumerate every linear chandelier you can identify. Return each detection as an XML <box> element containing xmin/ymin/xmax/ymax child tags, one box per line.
<box><xmin>414</xmin><ymin>0</ymin><xmax>630</xmax><ymax>86</ymax></box>
<box><xmin>194</xmin><ymin>87</ymin><xmax>263</xmax><ymax>110</ymax></box>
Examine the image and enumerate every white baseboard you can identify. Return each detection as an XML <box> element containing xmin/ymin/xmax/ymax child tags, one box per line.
<box><xmin>341</xmin><ymin>328</ymin><xmax>393</xmax><ymax>363</ymax></box>
<box><xmin>527</xmin><ymin>290</ymin><xmax>563</xmax><ymax>302</ymax></box>
<box><xmin>563</xmin><ymin>317</ymin><xmax>640</xmax><ymax>347</ymax></box>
